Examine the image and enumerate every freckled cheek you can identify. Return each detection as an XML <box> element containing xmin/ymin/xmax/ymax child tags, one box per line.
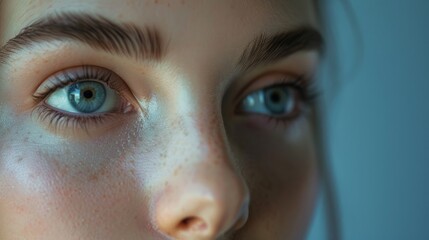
<box><xmin>0</xmin><ymin>124</ymin><xmax>151</xmax><ymax>237</ymax></box>
<box><xmin>2</xmin><ymin>151</ymin><xmax>125</xmax><ymax>227</ymax></box>
<box><xmin>0</xmin><ymin>148</ymin><xmax>65</xmax><ymax>236</ymax></box>
<box><xmin>0</xmin><ymin>150</ymin><xmax>151</xmax><ymax>238</ymax></box>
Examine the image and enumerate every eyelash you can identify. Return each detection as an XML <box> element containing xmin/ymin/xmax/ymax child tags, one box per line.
<box><xmin>31</xmin><ymin>66</ymin><xmax>318</xmax><ymax>132</ymax></box>
<box><xmin>31</xmin><ymin>66</ymin><xmax>133</xmax><ymax>132</ymax></box>
<box><xmin>32</xmin><ymin>66</ymin><xmax>125</xmax><ymax>102</ymax></box>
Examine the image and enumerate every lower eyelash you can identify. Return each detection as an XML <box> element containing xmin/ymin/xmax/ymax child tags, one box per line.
<box><xmin>31</xmin><ymin>104</ymin><xmax>117</xmax><ymax>134</ymax></box>
<box><xmin>264</xmin><ymin>102</ymin><xmax>313</xmax><ymax>128</ymax></box>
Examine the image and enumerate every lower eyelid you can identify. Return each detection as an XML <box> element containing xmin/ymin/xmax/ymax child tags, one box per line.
<box><xmin>234</xmin><ymin>105</ymin><xmax>312</xmax><ymax>131</ymax></box>
<box><xmin>31</xmin><ymin>104</ymin><xmax>137</xmax><ymax>137</ymax></box>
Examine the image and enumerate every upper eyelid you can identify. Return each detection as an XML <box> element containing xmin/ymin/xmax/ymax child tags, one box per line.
<box><xmin>32</xmin><ymin>66</ymin><xmax>129</xmax><ymax>103</ymax></box>
<box><xmin>232</xmin><ymin>72</ymin><xmax>305</xmax><ymax>105</ymax></box>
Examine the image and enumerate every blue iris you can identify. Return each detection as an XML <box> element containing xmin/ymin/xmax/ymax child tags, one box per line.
<box><xmin>263</xmin><ymin>86</ymin><xmax>290</xmax><ymax>114</ymax></box>
<box><xmin>68</xmin><ymin>81</ymin><xmax>106</xmax><ymax>113</ymax></box>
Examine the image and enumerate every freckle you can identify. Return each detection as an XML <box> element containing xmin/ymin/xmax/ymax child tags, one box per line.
<box><xmin>61</xmin><ymin>189</ymin><xmax>74</xmax><ymax>198</ymax></box>
<box><xmin>15</xmin><ymin>204</ymin><xmax>26</xmax><ymax>214</ymax></box>
<box><xmin>52</xmin><ymin>159</ymin><xmax>69</xmax><ymax>177</ymax></box>
<box><xmin>118</xmin><ymin>155</ymin><xmax>126</xmax><ymax>163</ymax></box>
<box><xmin>173</xmin><ymin>165</ymin><xmax>182</xmax><ymax>176</ymax></box>
<box><xmin>88</xmin><ymin>174</ymin><xmax>99</xmax><ymax>181</ymax></box>
<box><xmin>129</xmin><ymin>168</ymin><xmax>136</xmax><ymax>177</ymax></box>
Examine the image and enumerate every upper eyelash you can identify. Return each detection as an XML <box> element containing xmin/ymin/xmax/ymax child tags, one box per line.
<box><xmin>275</xmin><ymin>78</ymin><xmax>321</xmax><ymax>116</ymax></box>
<box><xmin>32</xmin><ymin>66</ymin><xmax>116</xmax><ymax>103</ymax></box>
<box><xmin>257</xmin><ymin>76</ymin><xmax>320</xmax><ymax>106</ymax></box>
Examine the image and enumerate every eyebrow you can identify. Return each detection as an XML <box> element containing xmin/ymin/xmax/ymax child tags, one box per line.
<box><xmin>236</xmin><ymin>27</ymin><xmax>324</xmax><ymax>72</ymax></box>
<box><xmin>0</xmin><ymin>12</ymin><xmax>164</xmax><ymax>64</ymax></box>
<box><xmin>0</xmin><ymin>12</ymin><xmax>323</xmax><ymax>72</ymax></box>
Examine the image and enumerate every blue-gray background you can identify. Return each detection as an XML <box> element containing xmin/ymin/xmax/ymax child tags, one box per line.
<box><xmin>307</xmin><ymin>0</ymin><xmax>429</xmax><ymax>239</ymax></box>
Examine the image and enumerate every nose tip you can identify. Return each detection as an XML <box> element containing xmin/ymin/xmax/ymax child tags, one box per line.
<box><xmin>155</xmin><ymin>183</ymin><xmax>249</xmax><ymax>240</ymax></box>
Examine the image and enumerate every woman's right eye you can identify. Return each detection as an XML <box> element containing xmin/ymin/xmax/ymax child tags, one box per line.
<box><xmin>32</xmin><ymin>66</ymin><xmax>136</xmax><ymax>133</ymax></box>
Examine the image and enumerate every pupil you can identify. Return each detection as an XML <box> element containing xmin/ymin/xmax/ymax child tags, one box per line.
<box><xmin>270</xmin><ymin>92</ymin><xmax>282</xmax><ymax>103</ymax></box>
<box><xmin>83</xmin><ymin>90</ymin><xmax>93</xmax><ymax>99</ymax></box>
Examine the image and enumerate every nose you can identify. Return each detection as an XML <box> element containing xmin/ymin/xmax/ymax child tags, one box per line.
<box><xmin>153</xmin><ymin>124</ymin><xmax>250</xmax><ymax>239</ymax></box>
<box><xmin>155</xmin><ymin>170</ymin><xmax>249</xmax><ymax>239</ymax></box>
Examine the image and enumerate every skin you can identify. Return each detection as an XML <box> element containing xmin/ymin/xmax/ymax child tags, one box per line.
<box><xmin>0</xmin><ymin>0</ymin><xmax>322</xmax><ymax>239</ymax></box>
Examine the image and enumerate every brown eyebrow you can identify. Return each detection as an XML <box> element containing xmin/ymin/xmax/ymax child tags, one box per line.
<box><xmin>0</xmin><ymin>12</ymin><xmax>164</xmax><ymax>64</ymax></box>
<box><xmin>237</xmin><ymin>27</ymin><xmax>324</xmax><ymax>72</ymax></box>
<box><xmin>0</xmin><ymin>13</ymin><xmax>322</xmax><ymax>73</ymax></box>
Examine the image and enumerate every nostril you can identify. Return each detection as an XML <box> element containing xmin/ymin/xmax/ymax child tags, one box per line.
<box><xmin>178</xmin><ymin>216</ymin><xmax>208</xmax><ymax>232</ymax></box>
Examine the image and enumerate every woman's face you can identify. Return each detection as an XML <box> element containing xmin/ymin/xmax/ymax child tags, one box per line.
<box><xmin>0</xmin><ymin>0</ymin><xmax>322</xmax><ymax>239</ymax></box>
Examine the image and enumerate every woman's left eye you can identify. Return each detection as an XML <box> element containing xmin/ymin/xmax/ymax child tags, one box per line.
<box><xmin>237</xmin><ymin>84</ymin><xmax>303</xmax><ymax>119</ymax></box>
<box><xmin>46</xmin><ymin>81</ymin><xmax>121</xmax><ymax>114</ymax></box>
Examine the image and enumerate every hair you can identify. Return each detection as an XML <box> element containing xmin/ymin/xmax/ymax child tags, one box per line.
<box><xmin>314</xmin><ymin>0</ymin><xmax>362</xmax><ymax>239</ymax></box>
<box><xmin>312</xmin><ymin>1</ymin><xmax>342</xmax><ymax>237</ymax></box>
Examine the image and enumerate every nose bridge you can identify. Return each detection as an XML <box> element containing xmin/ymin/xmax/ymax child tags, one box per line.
<box><xmin>165</xmin><ymin>75</ymin><xmax>231</xmax><ymax>166</ymax></box>
<box><xmin>194</xmin><ymin>110</ymin><xmax>230</xmax><ymax>164</ymax></box>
